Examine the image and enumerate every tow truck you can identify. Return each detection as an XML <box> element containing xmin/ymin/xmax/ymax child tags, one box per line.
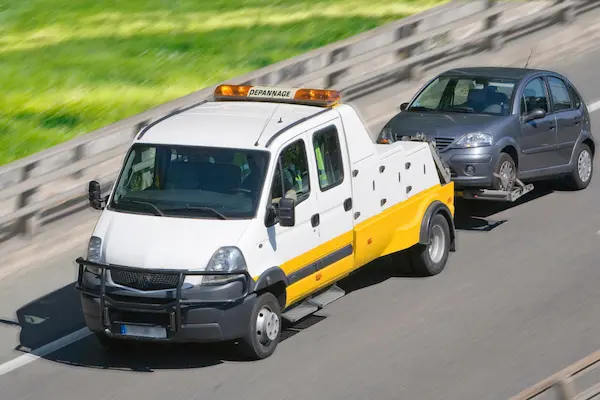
<box><xmin>76</xmin><ymin>84</ymin><xmax>457</xmax><ymax>360</ymax></box>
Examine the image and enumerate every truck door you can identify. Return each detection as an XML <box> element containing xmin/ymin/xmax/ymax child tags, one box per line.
<box><xmin>307</xmin><ymin>119</ymin><xmax>354</xmax><ymax>286</ymax></box>
<box><xmin>264</xmin><ymin>134</ymin><xmax>322</xmax><ymax>306</ymax></box>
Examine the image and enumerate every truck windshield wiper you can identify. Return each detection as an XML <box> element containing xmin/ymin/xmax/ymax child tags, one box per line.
<box><xmin>162</xmin><ymin>205</ymin><xmax>227</xmax><ymax>220</ymax></box>
<box><xmin>117</xmin><ymin>199</ymin><xmax>165</xmax><ymax>216</ymax></box>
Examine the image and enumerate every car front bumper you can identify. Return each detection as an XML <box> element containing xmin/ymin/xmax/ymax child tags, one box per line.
<box><xmin>439</xmin><ymin>146</ymin><xmax>499</xmax><ymax>189</ymax></box>
<box><xmin>75</xmin><ymin>257</ymin><xmax>256</xmax><ymax>343</ymax></box>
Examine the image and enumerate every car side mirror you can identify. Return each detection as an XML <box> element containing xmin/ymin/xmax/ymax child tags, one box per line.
<box><xmin>278</xmin><ymin>197</ymin><xmax>296</xmax><ymax>227</ymax></box>
<box><xmin>400</xmin><ymin>102</ymin><xmax>409</xmax><ymax>111</ymax></box>
<box><xmin>88</xmin><ymin>180</ymin><xmax>104</xmax><ymax>210</ymax></box>
<box><xmin>524</xmin><ymin>108</ymin><xmax>546</xmax><ymax>122</ymax></box>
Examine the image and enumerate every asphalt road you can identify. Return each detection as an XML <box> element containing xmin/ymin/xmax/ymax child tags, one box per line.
<box><xmin>2</xmin><ymin>31</ymin><xmax>600</xmax><ymax>400</ymax></box>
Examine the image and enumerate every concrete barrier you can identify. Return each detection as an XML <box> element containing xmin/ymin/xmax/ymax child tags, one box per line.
<box><xmin>0</xmin><ymin>0</ymin><xmax>596</xmax><ymax>252</ymax></box>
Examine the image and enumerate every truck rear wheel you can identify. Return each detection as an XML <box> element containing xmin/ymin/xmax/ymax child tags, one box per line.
<box><xmin>409</xmin><ymin>213</ymin><xmax>450</xmax><ymax>276</ymax></box>
<box><xmin>238</xmin><ymin>292</ymin><xmax>282</xmax><ymax>360</ymax></box>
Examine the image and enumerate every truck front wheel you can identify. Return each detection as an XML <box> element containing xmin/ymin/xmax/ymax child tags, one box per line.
<box><xmin>410</xmin><ymin>213</ymin><xmax>450</xmax><ymax>276</ymax></box>
<box><xmin>238</xmin><ymin>292</ymin><xmax>282</xmax><ymax>360</ymax></box>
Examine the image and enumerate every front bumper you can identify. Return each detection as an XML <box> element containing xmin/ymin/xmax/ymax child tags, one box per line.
<box><xmin>439</xmin><ymin>147</ymin><xmax>498</xmax><ymax>189</ymax></box>
<box><xmin>75</xmin><ymin>257</ymin><xmax>256</xmax><ymax>343</ymax></box>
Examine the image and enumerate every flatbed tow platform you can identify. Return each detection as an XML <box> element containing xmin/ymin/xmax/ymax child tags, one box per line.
<box><xmin>455</xmin><ymin>176</ymin><xmax>535</xmax><ymax>202</ymax></box>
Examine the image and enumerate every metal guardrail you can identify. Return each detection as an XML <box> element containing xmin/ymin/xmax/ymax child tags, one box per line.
<box><xmin>0</xmin><ymin>0</ymin><xmax>596</xmax><ymax>247</ymax></box>
<box><xmin>510</xmin><ymin>350</ymin><xmax>600</xmax><ymax>400</ymax></box>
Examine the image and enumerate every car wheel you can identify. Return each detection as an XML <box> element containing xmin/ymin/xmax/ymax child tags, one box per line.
<box><xmin>566</xmin><ymin>142</ymin><xmax>593</xmax><ymax>190</ymax></box>
<box><xmin>238</xmin><ymin>292</ymin><xmax>282</xmax><ymax>360</ymax></box>
<box><xmin>492</xmin><ymin>152</ymin><xmax>517</xmax><ymax>192</ymax></box>
<box><xmin>408</xmin><ymin>213</ymin><xmax>450</xmax><ymax>276</ymax></box>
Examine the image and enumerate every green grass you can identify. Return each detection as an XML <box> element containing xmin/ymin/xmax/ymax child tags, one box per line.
<box><xmin>0</xmin><ymin>0</ymin><xmax>446</xmax><ymax>165</ymax></box>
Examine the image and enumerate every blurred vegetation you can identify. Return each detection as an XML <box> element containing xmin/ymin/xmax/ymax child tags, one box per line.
<box><xmin>0</xmin><ymin>0</ymin><xmax>446</xmax><ymax>165</ymax></box>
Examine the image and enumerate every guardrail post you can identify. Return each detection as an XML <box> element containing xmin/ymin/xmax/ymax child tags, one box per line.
<box><xmin>482</xmin><ymin>0</ymin><xmax>503</xmax><ymax>51</ymax></box>
<box><xmin>16</xmin><ymin>161</ymin><xmax>40</xmax><ymax>239</ymax></box>
<box><xmin>554</xmin><ymin>0</ymin><xmax>575</xmax><ymax>24</ymax></box>
<box><xmin>133</xmin><ymin>119</ymin><xmax>150</xmax><ymax>139</ymax></box>
<box><xmin>555</xmin><ymin>377</ymin><xmax>576</xmax><ymax>400</ymax></box>
<box><xmin>72</xmin><ymin>143</ymin><xmax>85</xmax><ymax>179</ymax></box>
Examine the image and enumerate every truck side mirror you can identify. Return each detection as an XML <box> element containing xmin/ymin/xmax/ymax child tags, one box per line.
<box><xmin>278</xmin><ymin>197</ymin><xmax>296</xmax><ymax>227</ymax></box>
<box><xmin>88</xmin><ymin>180</ymin><xmax>104</xmax><ymax>210</ymax></box>
<box><xmin>400</xmin><ymin>102</ymin><xmax>409</xmax><ymax>111</ymax></box>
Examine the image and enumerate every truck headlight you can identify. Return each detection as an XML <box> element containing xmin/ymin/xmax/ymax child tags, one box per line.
<box><xmin>453</xmin><ymin>132</ymin><xmax>492</xmax><ymax>148</ymax></box>
<box><xmin>85</xmin><ymin>236</ymin><xmax>103</xmax><ymax>275</ymax></box>
<box><xmin>184</xmin><ymin>246</ymin><xmax>247</xmax><ymax>286</ymax></box>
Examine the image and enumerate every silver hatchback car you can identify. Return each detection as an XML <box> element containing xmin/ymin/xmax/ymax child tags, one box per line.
<box><xmin>378</xmin><ymin>67</ymin><xmax>595</xmax><ymax>201</ymax></box>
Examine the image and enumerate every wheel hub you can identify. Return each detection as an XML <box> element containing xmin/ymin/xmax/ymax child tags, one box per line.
<box><xmin>256</xmin><ymin>306</ymin><xmax>280</xmax><ymax>345</ymax></box>
<box><xmin>578</xmin><ymin>149</ymin><xmax>592</xmax><ymax>183</ymax></box>
<box><xmin>428</xmin><ymin>224</ymin><xmax>445</xmax><ymax>264</ymax></box>
<box><xmin>498</xmin><ymin>161</ymin><xmax>515</xmax><ymax>191</ymax></box>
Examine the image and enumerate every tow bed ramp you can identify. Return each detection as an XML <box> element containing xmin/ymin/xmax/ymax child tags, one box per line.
<box><xmin>510</xmin><ymin>350</ymin><xmax>600</xmax><ymax>400</ymax></box>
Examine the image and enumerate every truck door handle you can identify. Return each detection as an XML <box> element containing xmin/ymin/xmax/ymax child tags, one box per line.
<box><xmin>343</xmin><ymin>197</ymin><xmax>352</xmax><ymax>211</ymax></box>
<box><xmin>311</xmin><ymin>213</ymin><xmax>320</xmax><ymax>227</ymax></box>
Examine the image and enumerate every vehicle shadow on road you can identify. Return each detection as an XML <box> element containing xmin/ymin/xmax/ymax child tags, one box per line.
<box><xmin>453</xmin><ymin>181</ymin><xmax>557</xmax><ymax>232</ymax></box>
<box><xmin>6</xmin><ymin>280</ymin><xmax>331</xmax><ymax>372</ymax></box>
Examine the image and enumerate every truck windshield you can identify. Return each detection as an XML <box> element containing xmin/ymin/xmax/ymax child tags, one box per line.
<box><xmin>108</xmin><ymin>143</ymin><xmax>270</xmax><ymax>219</ymax></box>
<box><xmin>407</xmin><ymin>75</ymin><xmax>518</xmax><ymax>116</ymax></box>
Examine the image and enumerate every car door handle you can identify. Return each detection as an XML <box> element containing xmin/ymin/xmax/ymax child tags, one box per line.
<box><xmin>343</xmin><ymin>197</ymin><xmax>352</xmax><ymax>211</ymax></box>
<box><xmin>573</xmin><ymin>117</ymin><xmax>581</xmax><ymax>125</ymax></box>
<box><xmin>311</xmin><ymin>213</ymin><xmax>320</xmax><ymax>227</ymax></box>
<box><xmin>549</xmin><ymin>124</ymin><xmax>556</xmax><ymax>130</ymax></box>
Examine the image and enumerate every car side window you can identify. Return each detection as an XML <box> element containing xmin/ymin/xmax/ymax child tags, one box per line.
<box><xmin>270</xmin><ymin>139</ymin><xmax>311</xmax><ymax>206</ymax></box>
<box><xmin>313</xmin><ymin>126</ymin><xmax>344</xmax><ymax>191</ymax></box>
<box><xmin>522</xmin><ymin>77</ymin><xmax>549</xmax><ymax>116</ymax></box>
<box><xmin>567</xmin><ymin>83</ymin><xmax>582</xmax><ymax>109</ymax></box>
<box><xmin>547</xmin><ymin>76</ymin><xmax>573</xmax><ymax>112</ymax></box>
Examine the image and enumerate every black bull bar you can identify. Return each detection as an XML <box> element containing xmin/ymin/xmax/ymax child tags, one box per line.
<box><xmin>75</xmin><ymin>257</ymin><xmax>252</xmax><ymax>334</ymax></box>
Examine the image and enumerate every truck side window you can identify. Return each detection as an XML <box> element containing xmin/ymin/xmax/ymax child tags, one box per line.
<box><xmin>313</xmin><ymin>126</ymin><xmax>344</xmax><ymax>191</ymax></box>
<box><xmin>270</xmin><ymin>139</ymin><xmax>311</xmax><ymax>206</ymax></box>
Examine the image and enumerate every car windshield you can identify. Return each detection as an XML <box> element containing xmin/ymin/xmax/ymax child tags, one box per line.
<box><xmin>108</xmin><ymin>143</ymin><xmax>270</xmax><ymax>219</ymax></box>
<box><xmin>407</xmin><ymin>75</ymin><xmax>518</xmax><ymax>116</ymax></box>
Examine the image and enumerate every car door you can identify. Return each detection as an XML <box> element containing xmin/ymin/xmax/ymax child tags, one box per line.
<box><xmin>260</xmin><ymin>134</ymin><xmax>322</xmax><ymax>306</ymax></box>
<box><xmin>546</xmin><ymin>75</ymin><xmax>583</xmax><ymax>165</ymax></box>
<box><xmin>306</xmin><ymin>118</ymin><xmax>354</xmax><ymax>287</ymax></box>
<box><xmin>518</xmin><ymin>76</ymin><xmax>559</xmax><ymax>172</ymax></box>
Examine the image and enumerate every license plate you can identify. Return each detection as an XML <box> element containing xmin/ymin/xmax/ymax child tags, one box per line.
<box><xmin>455</xmin><ymin>191</ymin><xmax>464</xmax><ymax>197</ymax></box>
<box><xmin>120</xmin><ymin>324</ymin><xmax>167</xmax><ymax>339</ymax></box>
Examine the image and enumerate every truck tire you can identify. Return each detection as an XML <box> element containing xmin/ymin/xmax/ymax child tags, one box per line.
<box><xmin>409</xmin><ymin>213</ymin><xmax>450</xmax><ymax>276</ymax></box>
<box><xmin>491</xmin><ymin>152</ymin><xmax>517</xmax><ymax>192</ymax></box>
<box><xmin>565</xmin><ymin>142</ymin><xmax>593</xmax><ymax>190</ymax></box>
<box><xmin>238</xmin><ymin>292</ymin><xmax>282</xmax><ymax>360</ymax></box>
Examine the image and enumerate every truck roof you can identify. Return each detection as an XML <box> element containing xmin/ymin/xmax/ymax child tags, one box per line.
<box><xmin>136</xmin><ymin>100</ymin><xmax>321</xmax><ymax>150</ymax></box>
<box><xmin>136</xmin><ymin>84</ymin><xmax>347</xmax><ymax>151</ymax></box>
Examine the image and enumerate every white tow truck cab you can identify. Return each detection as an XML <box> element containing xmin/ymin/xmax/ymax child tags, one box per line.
<box><xmin>77</xmin><ymin>84</ymin><xmax>457</xmax><ymax>359</ymax></box>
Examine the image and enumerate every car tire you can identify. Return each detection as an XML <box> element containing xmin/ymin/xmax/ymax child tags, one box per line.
<box><xmin>409</xmin><ymin>213</ymin><xmax>450</xmax><ymax>276</ymax></box>
<box><xmin>238</xmin><ymin>292</ymin><xmax>282</xmax><ymax>360</ymax></box>
<box><xmin>566</xmin><ymin>142</ymin><xmax>593</xmax><ymax>190</ymax></box>
<box><xmin>491</xmin><ymin>152</ymin><xmax>517</xmax><ymax>192</ymax></box>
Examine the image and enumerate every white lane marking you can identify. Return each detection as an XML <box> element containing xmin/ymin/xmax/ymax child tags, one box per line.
<box><xmin>1</xmin><ymin>97</ymin><xmax>600</xmax><ymax>378</ymax></box>
<box><xmin>0</xmin><ymin>327</ymin><xmax>91</xmax><ymax>377</ymax></box>
<box><xmin>588</xmin><ymin>100</ymin><xmax>600</xmax><ymax>113</ymax></box>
